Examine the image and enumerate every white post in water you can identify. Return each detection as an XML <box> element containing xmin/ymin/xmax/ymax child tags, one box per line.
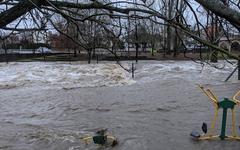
<box><xmin>238</xmin><ymin>57</ymin><xmax>240</xmax><ymax>80</ymax></box>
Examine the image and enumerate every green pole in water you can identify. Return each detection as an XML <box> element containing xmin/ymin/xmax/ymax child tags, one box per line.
<box><xmin>220</xmin><ymin>108</ymin><xmax>227</xmax><ymax>140</ymax></box>
<box><xmin>218</xmin><ymin>98</ymin><xmax>236</xmax><ymax>140</ymax></box>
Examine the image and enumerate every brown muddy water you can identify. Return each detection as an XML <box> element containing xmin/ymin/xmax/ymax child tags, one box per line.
<box><xmin>0</xmin><ymin>60</ymin><xmax>239</xmax><ymax>150</ymax></box>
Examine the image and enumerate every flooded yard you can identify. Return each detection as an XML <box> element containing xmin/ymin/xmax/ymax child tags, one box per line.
<box><xmin>0</xmin><ymin>60</ymin><xmax>239</xmax><ymax>150</ymax></box>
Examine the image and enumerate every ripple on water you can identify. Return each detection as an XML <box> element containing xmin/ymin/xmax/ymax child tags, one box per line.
<box><xmin>87</xmin><ymin>107</ymin><xmax>111</xmax><ymax>112</ymax></box>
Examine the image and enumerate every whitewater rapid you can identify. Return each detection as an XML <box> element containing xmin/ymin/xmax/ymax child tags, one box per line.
<box><xmin>0</xmin><ymin>60</ymin><xmax>238</xmax><ymax>90</ymax></box>
<box><xmin>0</xmin><ymin>62</ymin><xmax>135</xmax><ymax>90</ymax></box>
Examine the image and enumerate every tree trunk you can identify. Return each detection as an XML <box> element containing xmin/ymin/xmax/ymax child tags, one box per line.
<box><xmin>74</xmin><ymin>49</ymin><xmax>77</xmax><ymax>57</ymax></box>
<box><xmin>88</xmin><ymin>49</ymin><xmax>92</xmax><ymax>64</ymax></box>
<box><xmin>195</xmin><ymin>0</ymin><xmax>240</xmax><ymax>28</ymax></box>
<box><xmin>210</xmin><ymin>51</ymin><xmax>218</xmax><ymax>63</ymax></box>
<box><xmin>135</xmin><ymin>43</ymin><xmax>139</xmax><ymax>63</ymax></box>
<box><xmin>4</xmin><ymin>48</ymin><xmax>8</xmax><ymax>63</ymax></box>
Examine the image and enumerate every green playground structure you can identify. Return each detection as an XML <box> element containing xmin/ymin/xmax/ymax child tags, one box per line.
<box><xmin>191</xmin><ymin>85</ymin><xmax>240</xmax><ymax>140</ymax></box>
<box><xmin>81</xmin><ymin>129</ymin><xmax>118</xmax><ymax>147</ymax></box>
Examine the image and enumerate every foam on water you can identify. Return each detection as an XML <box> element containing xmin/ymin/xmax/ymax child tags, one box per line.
<box><xmin>134</xmin><ymin>60</ymin><xmax>238</xmax><ymax>84</ymax></box>
<box><xmin>0</xmin><ymin>60</ymin><xmax>238</xmax><ymax>90</ymax></box>
<box><xmin>0</xmin><ymin>62</ymin><xmax>135</xmax><ymax>90</ymax></box>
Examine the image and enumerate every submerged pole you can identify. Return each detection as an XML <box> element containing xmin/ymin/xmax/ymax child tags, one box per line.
<box><xmin>4</xmin><ymin>48</ymin><xmax>8</xmax><ymax>64</ymax></box>
<box><xmin>238</xmin><ymin>58</ymin><xmax>240</xmax><ymax>80</ymax></box>
<box><xmin>96</xmin><ymin>54</ymin><xmax>99</xmax><ymax>64</ymax></box>
<box><xmin>220</xmin><ymin>108</ymin><xmax>227</xmax><ymax>140</ymax></box>
<box><xmin>3</xmin><ymin>42</ymin><xmax>8</xmax><ymax>64</ymax></box>
<box><xmin>132</xmin><ymin>62</ymin><xmax>135</xmax><ymax>78</ymax></box>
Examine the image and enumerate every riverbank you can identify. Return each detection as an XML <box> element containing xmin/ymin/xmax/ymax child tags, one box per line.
<box><xmin>1</xmin><ymin>51</ymin><xmax>239</xmax><ymax>62</ymax></box>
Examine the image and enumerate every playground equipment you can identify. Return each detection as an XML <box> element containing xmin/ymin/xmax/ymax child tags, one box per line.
<box><xmin>190</xmin><ymin>84</ymin><xmax>240</xmax><ymax>140</ymax></box>
<box><xmin>81</xmin><ymin>129</ymin><xmax>118</xmax><ymax>147</ymax></box>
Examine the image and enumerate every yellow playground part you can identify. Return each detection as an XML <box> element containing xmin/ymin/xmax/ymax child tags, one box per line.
<box><xmin>233</xmin><ymin>90</ymin><xmax>240</xmax><ymax>105</ymax></box>
<box><xmin>191</xmin><ymin>84</ymin><xmax>240</xmax><ymax>141</ymax></box>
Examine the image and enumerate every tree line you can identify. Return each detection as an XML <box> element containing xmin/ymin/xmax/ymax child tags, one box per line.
<box><xmin>0</xmin><ymin>0</ymin><xmax>240</xmax><ymax>64</ymax></box>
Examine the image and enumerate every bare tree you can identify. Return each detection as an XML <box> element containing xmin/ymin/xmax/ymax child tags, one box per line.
<box><xmin>0</xmin><ymin>0</ymin><xmax>239</xmax><ymax>64</ymax></box>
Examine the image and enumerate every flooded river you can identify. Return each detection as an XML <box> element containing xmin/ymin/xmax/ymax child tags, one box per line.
<box><xmin>0</xmin><ymin>60</ymin><xmax>239</xmax><ymax>150</ymax></box>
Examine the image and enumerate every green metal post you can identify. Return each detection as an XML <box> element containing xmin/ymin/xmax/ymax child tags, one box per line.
<box><xmin>220</xmin><ymin>108</ymin><xmax>228</xmax><ymax>140</ymax></box>
<box><xmin>218</xmin><ymin>98</ymin><xmax>236</xmax><ymax>140</ymax></box>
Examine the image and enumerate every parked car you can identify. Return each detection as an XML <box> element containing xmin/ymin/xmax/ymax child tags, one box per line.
<box><xmin>36</xmin><ymin>47</ymin><xmax>52</xmax><ymax>53</ymax></box>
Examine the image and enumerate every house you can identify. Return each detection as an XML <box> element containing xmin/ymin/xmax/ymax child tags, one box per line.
<box><xmin>203</xmin><ymin>25</ymin><xmax>240</xmax><ymax>52</ymax></box>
